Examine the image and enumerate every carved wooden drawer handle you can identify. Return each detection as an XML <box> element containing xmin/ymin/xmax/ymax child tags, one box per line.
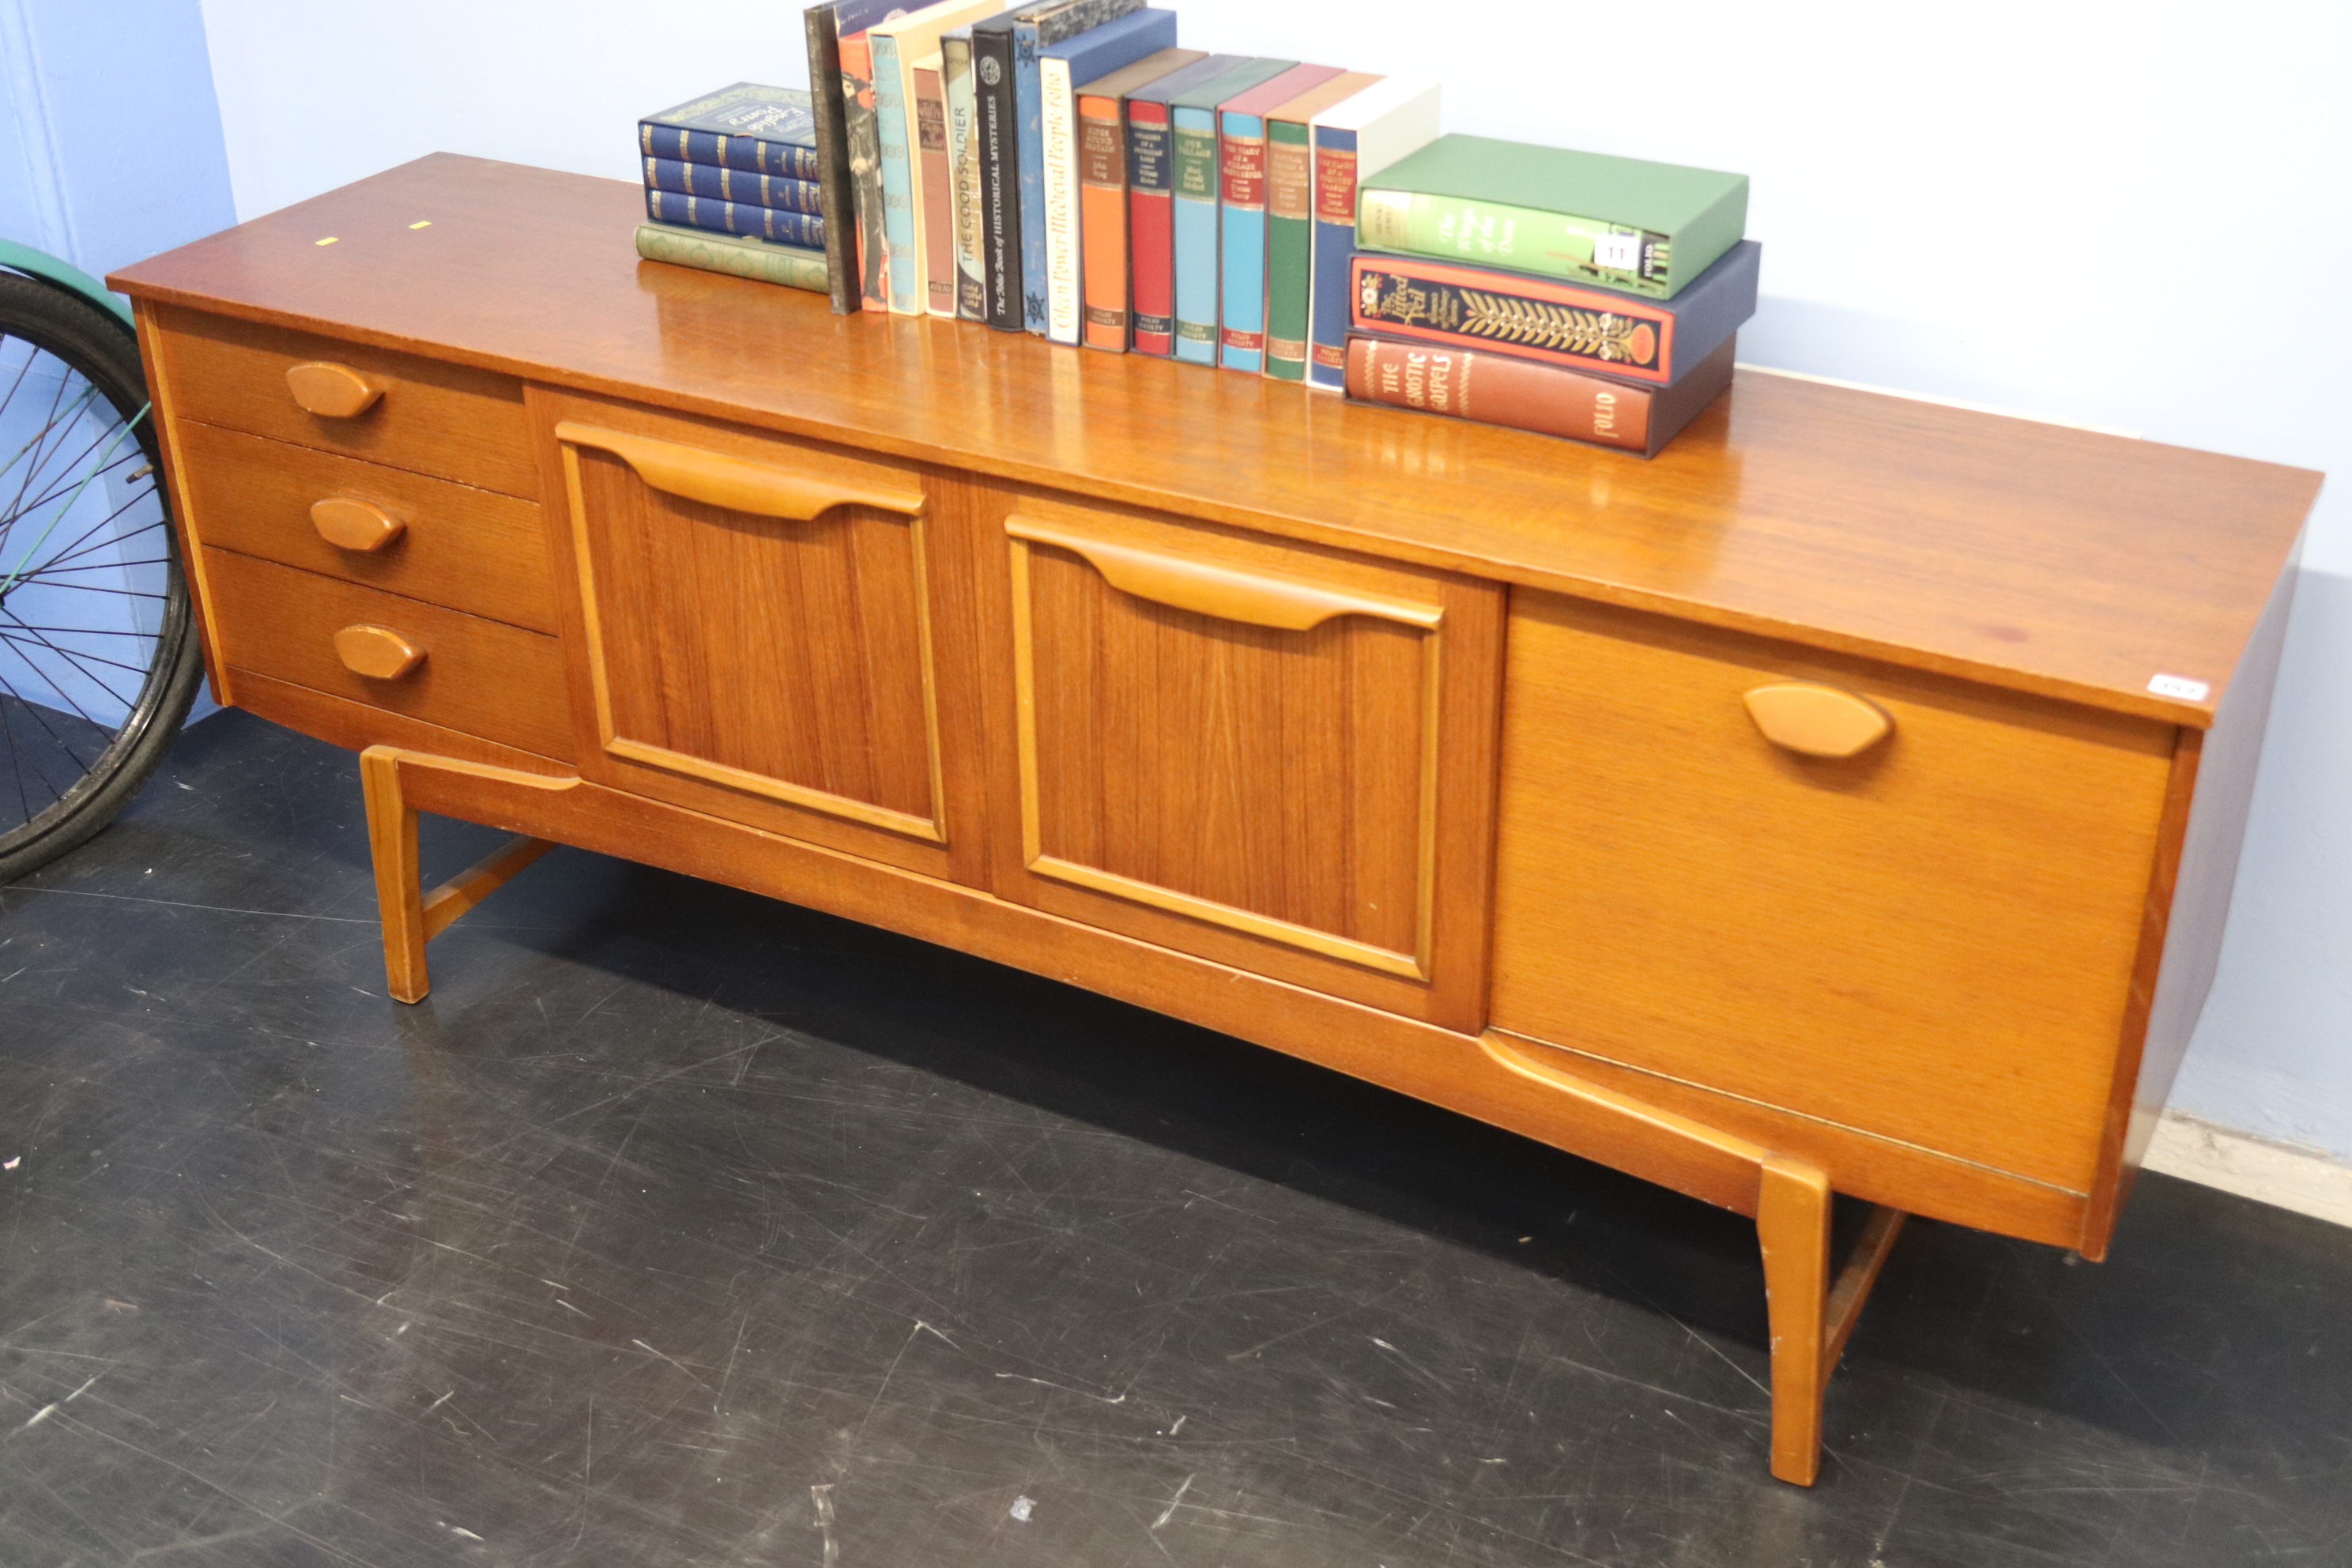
<box><xmin>311</xmin><ymin>496</ymin><xmax>406</xmax><ymax>552</ymax></box>
<box><xmin>1007</xmin><ymin>517</ymin><xmax>1442</xmax><ymax>632</ymax></box>
<box><xmin>334</xmin><ymin>624</ymin><xmax>425</xmax><ymax>680</ymax></box>
<box><xmin>1742</xmin><ymin>682</ymin><xmax>1894</xmax><ymax>758</ymax></box>
<box><xmin>285</xmin><ymin>362</ymin><xmax>383</xmax><ymax>419</ymax></box>
<box><xmin>555</xmin><ymin>421</ymin><xmax>925</xmax><ymax>519</ymax></box>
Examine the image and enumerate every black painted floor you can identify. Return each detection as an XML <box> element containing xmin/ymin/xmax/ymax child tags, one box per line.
<box><xmin>1</xmin><ymin>710</ymin><xmax>2347</xmax><ymax>1568</ymax></box>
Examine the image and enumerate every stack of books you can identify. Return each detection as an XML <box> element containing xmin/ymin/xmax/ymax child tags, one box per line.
<box><xmin>636</xmin><ymin>6</ymin><xmax>1761</xmax><ymax>457</ymax></box>
<box><xmin>634</xmin><ymin>83</ymin><xmax>833</xmax><ymax>292</ymax></box>
<box><xmin>1343</xmin><ymin>135</ymin><xmax>1758</xmax><ymax>456</ymax></box>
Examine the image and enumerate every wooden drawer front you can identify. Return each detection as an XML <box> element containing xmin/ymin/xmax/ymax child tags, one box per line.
<box><xmin>203</xmin><ymin>548</ymin><xmax>572</xmax><ymax>761</ymax></box>
<box><xmin>1490</xmin><ymin>592</ymin><xmax>2175</xmax><ymax>1194</ymax></box>
<box><xmin>997</xmin><ymin>495</ymin><xmax>1502</xmax><ymax>1030</ymax></box>
<box><xmin>150</xmin><ymin>306</ymin><xmax>536</xmax><ymax>498</ymax></box>
<box><xmin>176</xmin><ymin>422</ymin><xmax>556</xmax><ymax>631</ymax></box>
<box><xmin>542</xmin><ymin>392</ymin><xmax>974</xmax><ymax>880</ymax></box>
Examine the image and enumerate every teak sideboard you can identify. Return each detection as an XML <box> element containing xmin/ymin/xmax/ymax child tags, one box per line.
<box><xmin>111</xmin><ymin>154</ymin><xmax>2320</xmax><ymax>1486</ymax></box>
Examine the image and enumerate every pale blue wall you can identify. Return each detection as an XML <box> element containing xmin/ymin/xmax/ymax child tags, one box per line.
<box><xmin>2</xmin><ymin>0</ymin><xmax>236</xmax><ymax>727</ymax></box>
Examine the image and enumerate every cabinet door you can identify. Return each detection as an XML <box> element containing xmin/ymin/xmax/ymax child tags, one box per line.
<box><xmin>986</xmin><ymin>493</ymin><xmax>1502</xmax><ymax>1029</ymax></box>
<box><xmin>1489</xmin><ymin>591</ymin><xmax>2176</xmax><ymax>1197</ymax></box>
<box><xmin>534</xmin><ymin>390</ymin><xmax>982</xmax><ymax>880</ymax></box>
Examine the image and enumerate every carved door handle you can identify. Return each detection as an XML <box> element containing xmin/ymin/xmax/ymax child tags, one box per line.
<box><xmin>1742</xmin><ymin>682</ymin><xmax>1894</xmax><ymax>758</ymax></box>
<box><xmin>1005</xmin><ymin>516</ymin><xmax>1442</xmax><ymax>631</ymax></box>
<box><xmin>285</xmin><ymin>362</ymin><xmax>383</xmax><ymax>418</ymax></box>
<box><xmin>334</xmin><ymin>624</ymin><xmax>425</xmax><ymax>680</ymax></box>
<box><xmin>311</xmin><ymin>496</ymin><xmax>406</xmax><ymax>552</ymax></box>
<box><xmin>555</xmin><ymin>422</ymin><xmax>926</xmax><ymax>518</ymax></box>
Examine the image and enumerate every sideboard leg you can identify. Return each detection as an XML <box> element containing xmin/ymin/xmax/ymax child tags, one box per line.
<box><xmin>360</xmin><ymin>745</ymin><xmax>558</xmax><ymax>1005</ymax></box>
<box><xmin>360</xmin><ymin>745</ymin><xmax>430</xmax><ymax>1004</ymax></box>
<box><xmin>1758</xmin><ymin>1154</ymin><xmax>1833</xmax><ymax>1485</ymax></box>
<box><xmin>1758</xmin><ymin>1158</ymin><xmax>1910</xmax><ymax>1487</ymax></box>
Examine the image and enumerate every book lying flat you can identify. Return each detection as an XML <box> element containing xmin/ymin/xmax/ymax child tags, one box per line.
<box><xmin>1357</xmin><ymin>134</ymin><xmax>1747</xmax><ymax>300</ymax></box>
<box><xmin>639</xmin><ymin>84</ymin><xmax>820</xmax><ymax>180</ymax></box>
<box><xmin>1344</xmin><ymin>331</ymin><xmax>1737</xmax><ymax>458</ymax></box>
<box><xmin>1350</xmin><ymin>239</ymin><xmax>1760</xmax><ymax>386</ymax></box>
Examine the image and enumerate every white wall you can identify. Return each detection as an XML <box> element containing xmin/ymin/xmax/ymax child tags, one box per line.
<box><xmin>194</xmin><ymin>0</ymin><xmax>2352</xmax><ymax>1155</ymax></box>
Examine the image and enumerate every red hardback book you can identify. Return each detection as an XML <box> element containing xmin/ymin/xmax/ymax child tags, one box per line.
<box><xmin>1344</xmin><ymin>333</ymin><xmax>1737</xmax><ymax>458</ymax></box>
<box><xmin>913</xmin><ymin>55</ymin><xmax>956</xmax><ymax>318</ymax></box>
<box><xmin>1077</xmin><ymin>49</ymin><xmax>1204</xmax><ymax>352</ymax></box>
<box><xmin>1125</xmin><ymin>96</ymin><xmax>1178</xmax><ymax>355</ymax></box>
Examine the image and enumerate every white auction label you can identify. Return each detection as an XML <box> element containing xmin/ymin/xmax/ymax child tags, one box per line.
<box><xmin>1592</xmin><ymin>231</ymin><xmax>1642</xmax><ymax>271</ymax></box>
<box><xmin>2147</xmin><ymin>673</ymin><xmax>2211</xmax><ymax>701</ymax></box>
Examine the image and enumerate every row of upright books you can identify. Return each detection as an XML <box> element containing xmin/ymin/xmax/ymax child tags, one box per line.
<box><xmin>632</xmin><ymin>0</ymin><xmax>1758</xmax><ymax>458</ymax></box>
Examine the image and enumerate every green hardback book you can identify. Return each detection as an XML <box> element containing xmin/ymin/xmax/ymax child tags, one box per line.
<box><xmin>1355</xmin><ymin>134</ymin><xmax>1746</xmax><ymax>300</ymax></box>
<box><xmin>635</xmin><ymin>221</ymin><xmax>830</xmax><ymax>292</ymax></box>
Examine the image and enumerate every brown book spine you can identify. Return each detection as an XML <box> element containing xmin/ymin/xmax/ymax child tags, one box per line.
<box><xmin>1344</xmin><ymin>334</ymin><xmax>1737</xmax><ymax>458</ymax></box>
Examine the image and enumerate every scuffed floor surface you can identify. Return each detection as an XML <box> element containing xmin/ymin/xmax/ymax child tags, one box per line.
<box><xmin>2</xmin><ymin>710</ymin><xmax>2348</xmax><ymax>1568</ymax></box>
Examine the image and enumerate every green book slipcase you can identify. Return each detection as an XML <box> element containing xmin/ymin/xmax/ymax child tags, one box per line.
<box><xmin>1356</xmin><ymin>134</ymin><xmax>1746</xmax><ymax>300</ymax></box>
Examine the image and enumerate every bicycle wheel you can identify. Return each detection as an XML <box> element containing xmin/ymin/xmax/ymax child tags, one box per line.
<box><xmin>0</xmin><ymin>270</ymin><xmax>203</xmax><ymax>882</ymax></box>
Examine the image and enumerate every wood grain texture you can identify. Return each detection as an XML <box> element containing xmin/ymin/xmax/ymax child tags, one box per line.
<box><xmin>203</xmin><ymin>548</ymin><xmax>573</xmax><ymax>761</ymax></box>
<box><xmin>2081</xmin><ymin>541</ymin><xmax>2306</xmax><ymax>1256</ymax></box>
<box><xmin>106</xmin><ymin>155</ymin><xmax>2320</xmax><ymax>726</ymax></box>
<box><xmin>359</xmin><ymin>746</ymin><xmax>428</xmax><ymax>1003</ymax></box>
<box><xmin>533</xmin><ymin>386</ymin><xmax>986</xmax><ymax>884</ymax></box>
<box><xmin>175</xmin><ymin>421</ymin><xmax>556</xmax><ymax>631</ymax></box>
<box><xmin>145</xmin><ymin>300</ymin><xmax>537</xmax><ymax>498</ymax></box>
<box><xmin>130</xmin><ymin>300</ymin><xmax>233</xmax><ymax>706</ymax></box>
<box><xmin>1758</xmin><ymin>1156</ymin><xmax>1831</xmax><ymax>1486</ymax></box>
<box><xmin>228</xmin><ymin>668</ymin><xmax>575</xmax><ymax>776</ymax></box>
<box><xmin>1490</xmin><ymin>590</ymin><xmax>2176</xmax><ymax>1193</ymax></box>
<box><xmin>420</xmin><ymin>833</ymin><xmax>555</xmax><ymax>940</ymax></box>
<box><xmin>986</xmin><ymin>488</ymin><xmax>1503</xmax><ymax>1031</ymax></box>
<box><xmin>1487</xmin><ymin>1029</ymin><xmax>2088</xmax><ymax>1249</ymax></box>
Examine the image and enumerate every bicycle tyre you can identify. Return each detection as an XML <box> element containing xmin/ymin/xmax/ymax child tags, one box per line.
<box><xmin>0</xmin><ymin>270</ymin><xmax>203</xmax><ymax>882</ymax></box>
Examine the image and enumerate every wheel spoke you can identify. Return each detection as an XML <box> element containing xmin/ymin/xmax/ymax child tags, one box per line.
<box><xmin>1</xmin><ymin>620</ymin><xmax>140</xmax><ymax>712</ymax></box>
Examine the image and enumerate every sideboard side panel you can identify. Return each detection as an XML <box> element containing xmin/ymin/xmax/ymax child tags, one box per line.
<box><xmin>2079</xmin><ymin>543</ymin><xmax>2304</xmax><ymax>1254</ymax></box>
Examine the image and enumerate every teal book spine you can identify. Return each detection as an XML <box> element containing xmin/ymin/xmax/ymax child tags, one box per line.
<box><xmin>1216</xmin><ymin>105</ymin><xmax>1268</xmax><ymax>371</ymax></box>
<box><xmin>871</xmin><ymin>32</ymin><xmax>920</xmax><ymax>315</ymax></box>
<box><xmin>1170</xmin><ymin>104</ymin><xmax>1220</xmax><ymax>364</ymax></box>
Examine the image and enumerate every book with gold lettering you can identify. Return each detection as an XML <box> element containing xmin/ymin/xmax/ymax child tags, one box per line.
<box><xmin>1261</xmin><ymin>71</ymin><xmax>1381</xmax><ymax>381</ymax></box>
<box><xmin>1306</xmin><ymin>78</ymin><xmax>1439</xmax><ymax>390</ymax></box>
<box><xmin>1040</xmin><ymin>9</ymin><xmax>1180</xmax><ymax>345</ymax></box>
<box><xmin>1349</xmin><ymin>240</ymin><xmax>1759</xmax><ymax>385</ymax></box>
<box><xmin>1075</xmin><ymin>48</ymin><xmax>1205</xmax><ymax>351</ymax></box>
<box><xmin>1357</xmin><ymin>135</ymin><xmax>1747</xmax><ymax>300</ymax></box>
<box><xmin>1216</xmin><ymin>64</ymin><xmax>1343</xmax><ymax>372</ymax></box>
<box><xmin>1344</xmin><ymin>333</ymin><xmax>1736</xmax><ymax>457</ymax></box>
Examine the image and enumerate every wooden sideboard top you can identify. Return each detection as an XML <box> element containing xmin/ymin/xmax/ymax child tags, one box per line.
<box><xmin>111</xmin><ymin>153</ymin><xmax>2320</xmax><ymax>726</ymax></box>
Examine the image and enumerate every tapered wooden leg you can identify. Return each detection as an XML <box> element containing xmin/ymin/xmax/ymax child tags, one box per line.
<box><xmin>360</xmin><ymin>745</ymin><xmax>429</xmax><ymax>1004</ymax></box>
<box><xmin>360</xmin><ymin>744</ymin><xmax>556</xmax><ymax>1004</ymax></box>
<box><xmin>1758</xmin><ymin>1154</ymin><xmax>1833</xmax><ymax>1485</ymax></box>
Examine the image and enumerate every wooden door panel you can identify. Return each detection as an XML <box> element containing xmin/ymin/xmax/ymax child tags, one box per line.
<box><xmin>533</xmin><ymin>389</ymin><xmax>981</xmax><ymax>880</ymax></box>
<box><xmin>1489</xmin><ymin>591</ymin><xmax>2176</xmax><ymax>1193</ymax></box>
<box><xmin>991</xmin><ymin>493</ymin><xmax>1502</xmax><ymax>1028</ymax></box>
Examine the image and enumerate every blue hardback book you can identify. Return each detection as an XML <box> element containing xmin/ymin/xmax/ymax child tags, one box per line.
<box><xmin>639</xmin><ymin>84</ymin><xmax>820</xmax><ymax>181</ymax></box>
<box><xmin>1012</xmin><ymin>0</ymin><xmax>1145</xmax><ymax>333</ymax></box>
<box><xmin>643</xmin><ymin>157</ymin><xmax>823</xmax><ymax>214</ymax></box>
<box><xmin>1217</xmin><ymin>66</ymin><xmax>1336</xmax><ymax>372</ymax></box>
<box><xmin>1169</xmin><ymin>59</ymin><xmax>1294</xmax><ymax>365</ymax></box>
<box><xmin>646</xmin><ymin>188</ymin><xmax>825</xmax><ymax>249</ymax></box>
<box><xmin>1039</xmin><ymin>9</ymin><xmax>1179</xmax><ymax>343</ymax></box>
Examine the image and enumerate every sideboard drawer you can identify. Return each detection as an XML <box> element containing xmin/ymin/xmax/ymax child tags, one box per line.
<box><xmin>150</xmin><ymin>306</ymin><xmax>537</xmax><ymax>498</ymax></box>
<box><xmin>177</xmin><ymin>421</ymin><xmax>556</xmax><ymax>631</ymax></box>
<box><xmin>1490</xmin><ymin>592</ymin><xmax>2175</xmax><ymax>1195</ymax></box>
<box><xmin>202</xmin><ymin>548</ymin><xmax>574</xmax><ymax>762</ymax></box>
